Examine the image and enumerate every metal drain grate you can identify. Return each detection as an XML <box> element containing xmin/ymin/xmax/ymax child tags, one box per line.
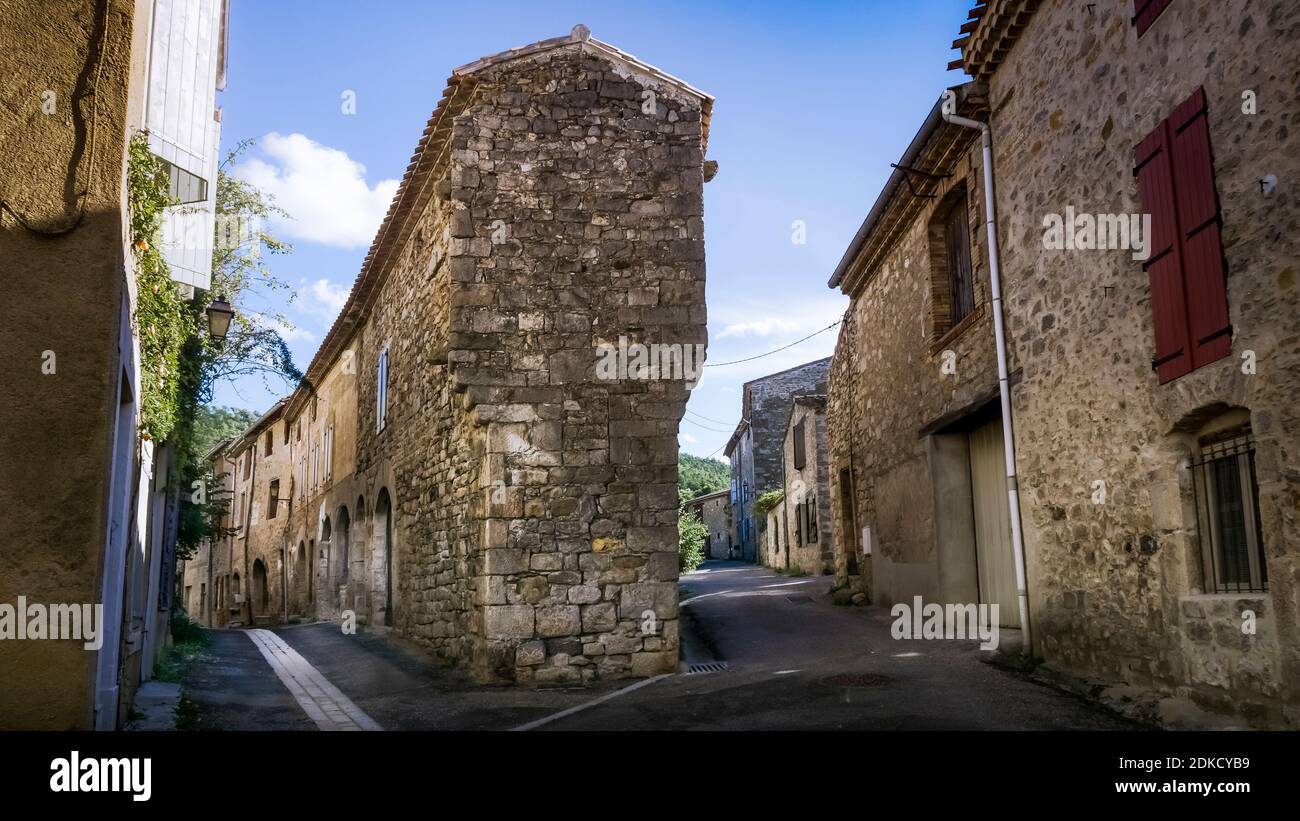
<box><xmin>686</xmin><ymin>662</ymin><xmax>729</xmax><ymax>675</ymax></box>
<box><xmin>785</xmin><ymin>594</ymin><xmax>813</xmax><ymax>605</ymax></box>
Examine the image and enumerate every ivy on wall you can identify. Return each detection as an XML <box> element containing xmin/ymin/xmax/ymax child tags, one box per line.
<box><xmin>128</xmin><ymin>133</ymin><xmax>192</xmax><ymax>443</ymax></box>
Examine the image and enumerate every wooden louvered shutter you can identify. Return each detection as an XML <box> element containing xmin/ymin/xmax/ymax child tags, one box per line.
<box><xmin>1168</xmin><ymin>90</ymin><xmax>1232</xmax><ymax>371</ymax></box>
<box><xmin>1134</xmin><ymin>88</ymin><xmax>1230</xmax><ymax>384</ymax></box>
<box><xmin>1134</xmin><ymin>0</ymin><xmax>1174</xmax><ymax>37</ymax></box>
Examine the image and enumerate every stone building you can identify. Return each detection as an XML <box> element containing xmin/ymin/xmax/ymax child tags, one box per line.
<box><xmin>828</xmin><ymin>0</ymin><xmax>1300</xmax><ymax>726</ymax></box>
<box><xmin>825</xmin><ymin>81</ymin><xmax>1009</xmax><ymax>618</ymax></box>
<box><xmin>684</xmin><ymin>489</ymin><xmax>730</xmax><ymax>560</ymax></box>
<box><xmin>184</xmin><ymin>26</ymin><xmax>715</xmax><ymax>685</ymax></box>
<box><xmin>0</xmin><ymin>0</ymin><xmax>228</xmax><ymax>729</ymax></box>
<box><xmin>725</xmin><ymin>358</ymin><xmax>831</xmax><ymax>562</ymax></box>
<box><xmin>770</xmin><ymin>395</ymin><xmax>834</xmax><ymax>575</ymax></box>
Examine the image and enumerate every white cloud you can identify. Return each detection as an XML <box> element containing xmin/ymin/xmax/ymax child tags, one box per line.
<box><xmin>716</xmin><ymin>317</ymin><xmax>803</xmax><ymax>339</ymax></box>
<box><xmin>710</xmin><ymin>294</ymin><xmax>848</xmax><ymax>341</ymax></box>
<box><xmin>680</xmin><ymin>432</ymin><xmax>698</xmax><ymax>444</ymax></box>
<box><xmin>274</xmin><ymin>319</ymin><xmax>315</xmax><ymax>344</ymax></box>
<box><xmin>300</xmin><ymin>277</ymin><xmax>350</xmax><ymax>318</ymax></box>
<box><xmin>235</xmin><ymin>133</ymin><xmax>399</xmax><ymax>249</ymax></box>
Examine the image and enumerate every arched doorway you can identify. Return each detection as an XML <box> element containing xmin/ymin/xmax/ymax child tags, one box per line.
<box><xmin>334</xmin><ymin>506</ymin><xmax>351</xmax><ymax>611</ymax></box>
<box><xmin>252</xmin><ymin>559</ymin><xmax>269</xmax><ymax>616</ymax></box>
<box><xmin>320</xmin><ymin>517</ymin><xmax>332</xmax><ymax>616</ymax></box>
<box><xmin>294</xmin><ymin>541</ymin><xmax>307</xmax><ymax>615</ymax></box>
<box><xmin>376</xmin><ymin>488</ymin><xmax>393</xmax><ymax>626</ymax></box>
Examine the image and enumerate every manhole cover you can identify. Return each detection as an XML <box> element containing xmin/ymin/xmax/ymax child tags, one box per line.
<box><xmin>821</xmin><ymin>673</ymin><xmax>891</xmax><ymax>688</ymax></box>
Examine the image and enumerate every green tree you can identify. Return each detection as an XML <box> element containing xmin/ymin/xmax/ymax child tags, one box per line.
<box><xmin>170</xmin><ymin>139</ymin><xmax>305</xmax><ymax>558</ymax></box>
<box><xmin>678</xmin><ymin>452</ymin><xmax>729</xmax><ymax>503</ymax></box>
<box><xmin>192</xmin><ymin>405</ymin><xmax>260</xmax><ymax>456</ymax></box>
<box><xmin>197</xmin><ymin>138</ymin><xmax>302</xmax><ymax>397</ymax></box>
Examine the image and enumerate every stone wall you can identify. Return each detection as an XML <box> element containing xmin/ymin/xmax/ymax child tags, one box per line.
<box><xmin>779</xmin><ymin>397</ymin><xmax>834</xmax><ymax>575</ymax></box>
<box><xmin>826</xmin><ymin>142</ymin><xmax>1000</xmax><ymax>607</ymax></box>
<box><xmin>196</xmin><ymin>35</ymin><xmax>712</xmax><ymax>686</ymax></box>
<box><xmin>980</xmin><ymin>0</ymin><xmax>1300</xmax><ymax>724</ymax></box>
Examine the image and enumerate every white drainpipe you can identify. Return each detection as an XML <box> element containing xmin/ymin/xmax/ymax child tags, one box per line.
<box><xmin>941</xmin><ymin>105</ymin><xmax>1032</xmax><ymax>655</ymax></box>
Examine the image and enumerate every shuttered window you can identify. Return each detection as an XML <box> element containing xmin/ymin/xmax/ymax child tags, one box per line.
<box><xmin>793</xmin><ymin>420</ymin><xmax>806</xmax><ymax>469</ymax></box>
<box><xmin>1134</xmin><ymin>88</ymin><xmax>1230</xmax><ymax>384</ymax></box>
<box><xmin>944</xmin><ymin>198</ymin><xmax>974</xmax><ymax>326</ymax></box>
<box><xmin>1133</xmin><ymin>0</ymin><xmax>1175</xmax><ymax>37</ymax></box>
<box><xmin>376</xmin><ymin>348</ymin><xmax>389</xmax><ymax>432</ymax></box>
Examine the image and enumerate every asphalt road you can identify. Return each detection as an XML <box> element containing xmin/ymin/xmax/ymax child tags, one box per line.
<box><xmin>182</xmin><ymin>560</ymin><xmax>1138</xmax><ymax>731</ymax></box>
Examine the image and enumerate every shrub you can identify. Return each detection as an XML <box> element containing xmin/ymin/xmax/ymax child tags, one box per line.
<box><xmin>753</xmin><ymin>489</ymin><xmax>784</xmax><ymax>518</ymax></box>
<box><xmin>678</xmin><ymin>509</ymin><xmax>708</xmax><ymax>573</ymax></box>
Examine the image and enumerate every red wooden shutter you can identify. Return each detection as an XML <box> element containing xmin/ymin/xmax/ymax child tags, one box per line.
<box><xmin>1134</xmin><ymin>0</ymin><xmax>1174</xmax><ymax>37</ymax></box>
<box><xmin>1134</xmin><ymin>88</ymin><xmax>1230</xmax><ymax>384</ymax></box>
<box><xmin>1135</xmin><ymin>112</ymin><xmax>1192</xmax><ymax>382</ymax></box>
<box><xmin>1168</xmin><ymin>90</ymin><xmax>1232</xmax><ymax>371</ymax></box>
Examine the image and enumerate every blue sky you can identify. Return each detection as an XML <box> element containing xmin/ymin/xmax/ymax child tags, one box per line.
<box><xmin>212</xmin><ymin>0</ymin><xmax>973</xmax><ymax>458</ymax></box>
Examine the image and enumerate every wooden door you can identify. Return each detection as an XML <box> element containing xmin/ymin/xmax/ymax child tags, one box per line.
<box><xmin>969</xmin><ymin>419</ymin><xmax>1019</xmax><ymax>627</ymax></box>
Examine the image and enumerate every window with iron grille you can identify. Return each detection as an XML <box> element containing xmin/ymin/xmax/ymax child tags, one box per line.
<box><xmin>1191</xmin><ymin>429</ymin><xmax>1267</xmax><ymax>593</ymax></box>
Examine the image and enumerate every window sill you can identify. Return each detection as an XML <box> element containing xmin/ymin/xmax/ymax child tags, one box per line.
<box><xmin>929</xmin><ymin>303</ymin><xmax>986</xmax><ymax>358</ymax></box>
<box><xmin>1181</xmin><ymin>591</ymin><xmax>1269</xmax><ymax>601</ymax></box>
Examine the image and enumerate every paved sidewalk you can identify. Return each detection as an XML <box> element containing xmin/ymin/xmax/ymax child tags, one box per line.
<box><xmin>246</xmin><ymin>629</ymin><xmax>382</xmax><ymax>731</ymax></box>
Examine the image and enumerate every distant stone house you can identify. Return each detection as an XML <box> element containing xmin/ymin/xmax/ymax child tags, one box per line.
<box><xmin>185</xmin><ymin>26</ymin><xmax>715</xmax><ymax>685</ymax></box>
<box><xmin>828</xmin><ymin>0</ymin><xmax>1300</xmax><ymax>726</ymax></box>
<box><xmin>774</xmin><ymin>395</ymin><xmax>834</xmax><ymax>575</ymax></box>
<box><xmin>684</xmin><ymin>489</ymin><xmax>730</xmax><ymax>560</ymax></box>
<box><xmin>725</xmin><ymin>358</ymin><xmax>831</xmax><ymax>562</ymax></box>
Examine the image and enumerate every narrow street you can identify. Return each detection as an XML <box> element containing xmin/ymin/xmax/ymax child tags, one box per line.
<box><xmin>182</xmin><ymin>561</ymin><xmax>1136</xmax><ymax>731</ymax></box>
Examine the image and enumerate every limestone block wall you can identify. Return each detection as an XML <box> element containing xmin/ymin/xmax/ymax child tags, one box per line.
<box><xmin>354</xmin><ymin>168</ymin><xmax>467</xmax><ymax>663</ymax></box>
<box><xmin>984</xmin><ymin>0</ymin><xmax>1300</xmax><ymax>722</ymax></box>
<box><xmin>355</xmin><ymin>44</ymin><xmax>709</xmax><ymax>683</ymax></box>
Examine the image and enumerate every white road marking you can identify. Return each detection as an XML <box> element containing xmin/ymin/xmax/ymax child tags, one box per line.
<box><xmin>510</xmin><ymin>673</ymin><xmax>674</xmax><ymax>731</ymax></box>
<box><xmin>245</xmin><ymin>629</ymin><xmax>382</xmax><ymax>731</ymax></box>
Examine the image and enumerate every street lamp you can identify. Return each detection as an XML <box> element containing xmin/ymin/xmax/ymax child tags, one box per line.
<box><xmin>205</xmin><ymin>295</ymin><xmax>233</xmax><ymax>340</ymax></box>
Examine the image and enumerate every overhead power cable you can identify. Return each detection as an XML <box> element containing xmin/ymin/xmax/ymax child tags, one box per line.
<box><xmin>703</xmin><ymin>319</ymin><xmax>843</xmax><ymax>368</ymax></box>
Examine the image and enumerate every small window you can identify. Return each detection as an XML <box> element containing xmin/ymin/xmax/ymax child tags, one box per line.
<box><xmin>268</xmin><ymin>479</ymin><xmax>280</xmax><ymax>519</ymax></box>
<box><xmin>377</xmin><ymin>348</ymin><xmax>389</xmax><ymax>432</ymax></box>
<box><xmin>806</xmin><ymin>495</ymin><xmax>818</xmax><ymax>543</ymax></box>
<box><xmin>324</xmin><ymin>425</ymin><xmax>334</xmax><ymax>483</ymax></box>
<box><xmin>265</xmin><ymin>430</ymin><xmax>273</xmax><ymax>457</ymax></box>
<box><xmin>160</xmin><ymin>158</ymin><xmax>209</xmax><ymax>204</ymax></box>
<box><xmin>793</xmin><ymin>419</ymin><xmax>807</xmax><ymax>470</ymax></box>
<box><xmin>1192</xmin><ymin>428</ymin><xmax>1267</xmax><ymax>593</ymax></box>
<box><xmin>943</xmin><ymin>197</ymin><xmax>975</xmax><ymax>327</ymax></box>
